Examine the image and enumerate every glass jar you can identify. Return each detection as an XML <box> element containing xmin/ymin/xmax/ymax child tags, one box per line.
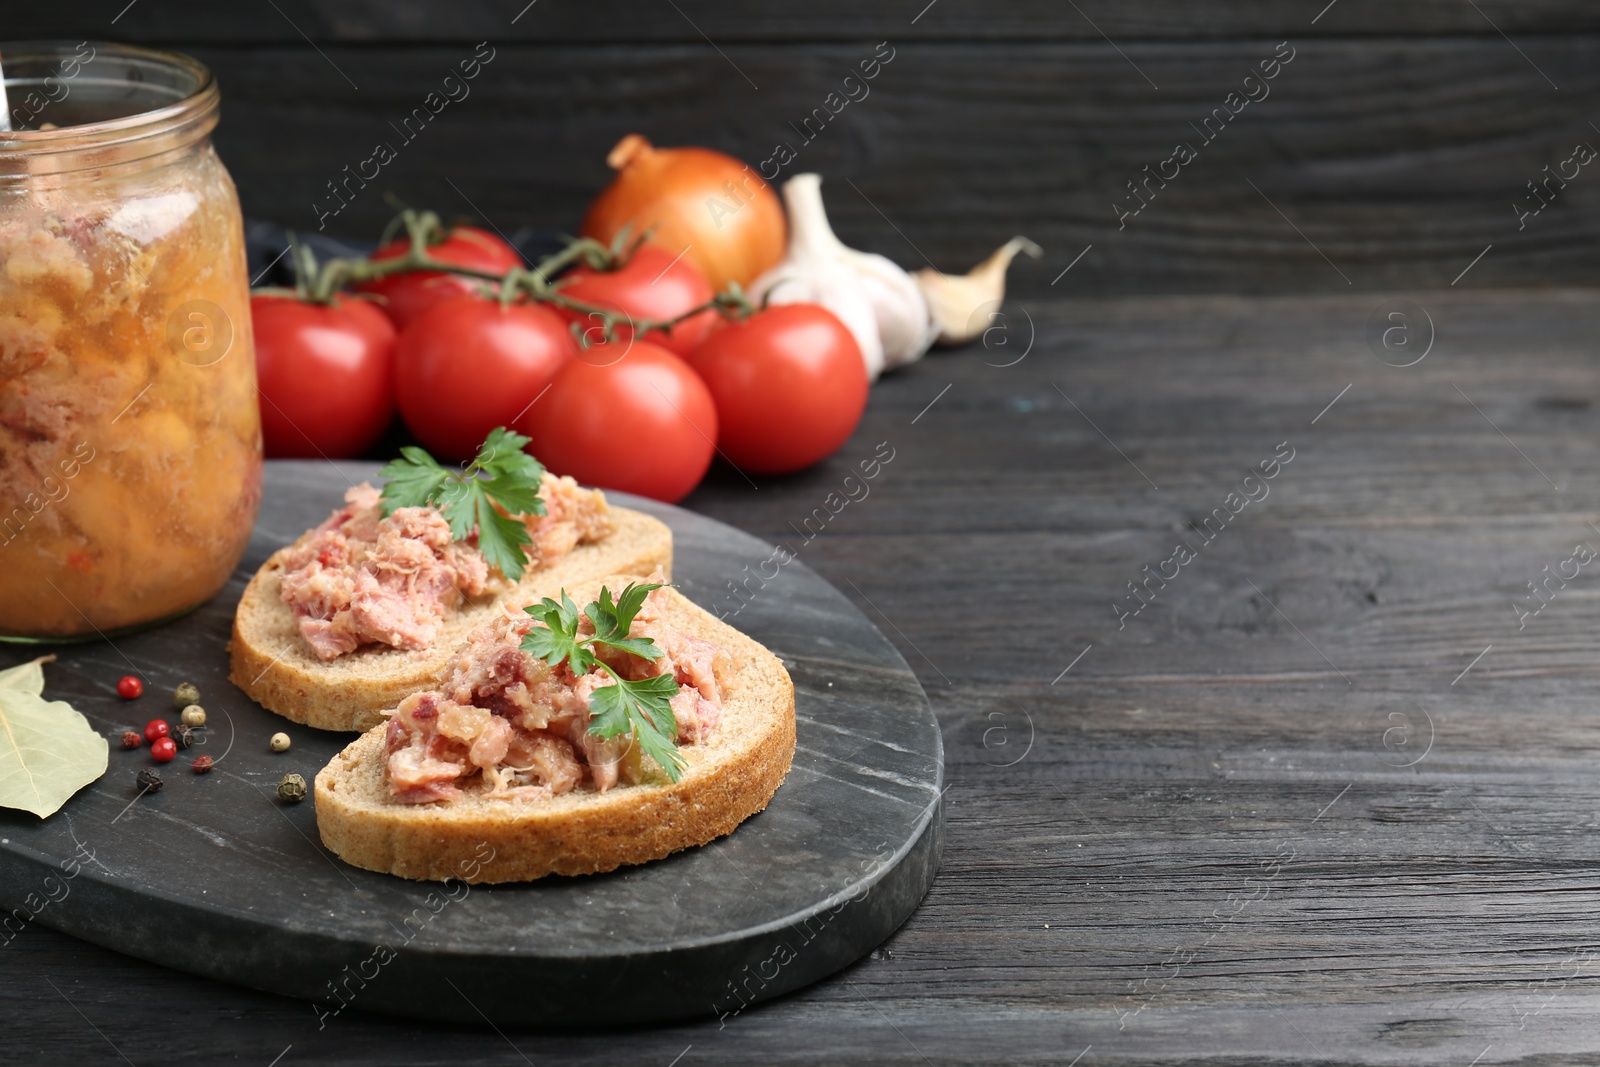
<box><xmin>0</xmin><ymin>42</ymin><xmax>262</xmax><ymax>640</ymax></box>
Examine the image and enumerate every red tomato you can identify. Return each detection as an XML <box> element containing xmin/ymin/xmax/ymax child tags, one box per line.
<box><xmin>251</xmin><ymin>294</ymin><xmax>396</xmax><ymax>458</ymax></box>
<box><xmin>395</xmin><ymin>296</ymin><xmax>575</xmax><ymax>461</ymax></box>
<box><xmin>358</xmin><ymin>225</ymin><xmax>522</xmax><ymax>332</ymax></box>
<box><xmin>518</xmin><ymin>341</ymin><xmax>717</xmax><ymax>503</ymax></box>
<box><xmin>688</xmin><ymin>305</ymin><xmax>868</xmax><ymax>474</ymax></box>
<box><xmin>555</xmin><ymin>245</ymin><xmax>718</xmax><ymax>358</ymax></box>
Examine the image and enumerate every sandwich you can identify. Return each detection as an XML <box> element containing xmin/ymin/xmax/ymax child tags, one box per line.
<box><xmin>314</xmin><ymin>576</ymin><xmax>796</xmax><ymax>882</ymax></box>
<box><xmin>230</xmin><ymin>428</ymin><xmax>671</xmax><ymax>732</ymax></box>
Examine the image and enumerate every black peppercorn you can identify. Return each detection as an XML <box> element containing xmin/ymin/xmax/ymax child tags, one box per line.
<box><xmin>136</xmin><ymin>768</ymin><xmax>163</xmax><ymax>793</ymax></box>
<box><xmin>174</xmin><ymin>725</ymin><xmax>195</xmax><ymax>749</ymax></box>
<box><xmin>277</xmin><ymin>773</ymin><xmax>307</xmax><ymax>803</ymax></box>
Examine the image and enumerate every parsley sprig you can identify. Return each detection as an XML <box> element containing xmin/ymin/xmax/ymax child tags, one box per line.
<box><xmin>378</xmin><ymin>427</ymin><xmax>546</xmax><ymax>581</ymax></box>
<box><xmin>520</xmin><ymin>582</ymin><xmax>686</xmax><ymax>782</ymax></box>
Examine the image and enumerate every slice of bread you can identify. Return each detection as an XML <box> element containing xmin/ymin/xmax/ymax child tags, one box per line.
<box><xmin>314</xmin><ymin>582</ymin><xmax>796</xmax><ymax>883</ymax></box>
<box><xmin>230</xmin><ymin>507</ymin><xmax>672</xmax><ymax>733</ymax></box>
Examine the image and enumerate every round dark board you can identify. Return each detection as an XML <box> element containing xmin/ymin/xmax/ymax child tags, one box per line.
<box><xmin>0</xmin><ymin>462</ymin><xmax>943</xmax><ymax>1025</ymax></box>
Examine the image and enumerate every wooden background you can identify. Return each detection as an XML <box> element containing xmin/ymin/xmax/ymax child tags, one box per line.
<box><xmin>8</xmin><ymin>3</ymin><xmax>1600</xmax><ymax>1065</ymax></box>
<box><xmin>12</xmin><ymin>1</ymin><xmax>1600</xmax><ymax>295</ymax></box>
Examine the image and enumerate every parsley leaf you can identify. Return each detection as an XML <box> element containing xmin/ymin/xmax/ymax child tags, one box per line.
<box><xmin>378</xmin><ymin>446</ymin><xmax>450</xmax><ymax>510</ymax></box>
<box><xmin>472</xmin><ymin>481</ymin><xmax>537</xmax><ymax>582</ymax></box>
<box><xmin>477</xmin><ymin>427</ymin><xmax>547</xmax><ymax>518</ymax></box>
<box><xmin>585</xmin><ymin>582</ymin><xmax>664</xmax><ymax>662</ymax></box>
<box><xmin>584</xmin><ymin>676</ymin><xmax>632</xmax><ymax>739</ymax></box>
<box><xmin>520</xmin><ymin>592</ymin><xmax>592</xmax><ymax>673</ymax></box>
<box><xmin>518</xmin><ymin>582</ymin><xmax>686</xmax><ymax>782</ymax></box>
<box><xmin>592</xmin><ymin>675</ymin><xmax>684</xmax><ymax>783</ymax></box>
<box><xmin>432</xmin><ymin>478</ymin><xmax>482</xmax><ymax>543</ymax></box>
<box><xmin>588</xmin><ymin>673</ymin><xmax>685</xmax><ymax>782</ymax></box>
<box><xmin>378</xmin><ymin>427</ymin><xmax>546</xmax><ymax>580</ymax></box>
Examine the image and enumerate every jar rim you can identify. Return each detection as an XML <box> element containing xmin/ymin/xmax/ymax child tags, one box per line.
<box><xmin>0</xmin><ymin>40</ymin><xmax>218</xmax><ymax>175</ymax></box>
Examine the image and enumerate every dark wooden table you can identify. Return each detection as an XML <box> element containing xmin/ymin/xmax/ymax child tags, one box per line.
<box><xmin>10</xmin><ymin>288</ymin><xmax>1600</xmax><ymax>1064</ymax></box>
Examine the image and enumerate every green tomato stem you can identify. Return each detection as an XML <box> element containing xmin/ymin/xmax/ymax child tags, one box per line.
<box><xmin>254</xmin><ymin>208</ymin><xmax>756</xmax><ymax>345</ymax></box>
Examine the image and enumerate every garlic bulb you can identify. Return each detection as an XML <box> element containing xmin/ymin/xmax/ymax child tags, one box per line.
<box><xmin>914</xmin><ymin>237</ymin><xmax>1042</xmax><ymax>346</ymax></box>
<box><xmin>750</xmin><ymin>173</ymin><xmax>937</xmax><ymax>380</ymax></box>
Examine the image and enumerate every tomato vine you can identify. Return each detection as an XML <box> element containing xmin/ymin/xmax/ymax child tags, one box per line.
<box><xmin>260</xmin><ymin>209</ymin><xmax>756</xmax><ymax>348</ymax></box>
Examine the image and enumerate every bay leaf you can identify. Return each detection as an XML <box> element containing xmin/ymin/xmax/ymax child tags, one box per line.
<box><xmin>0</xmin><ymin>656</ymin><xmax>109</xmax><ymax>818</ymax></box>
<box><xmin>0</xmin><ymin>655</ymin><xmax>48</xmax><ymax>695</ymax></box>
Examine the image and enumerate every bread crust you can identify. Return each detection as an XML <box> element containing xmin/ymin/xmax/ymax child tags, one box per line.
<box><xmin>229</xmin><ymin>508</ymin><xmax>672</xmax><ymax>732</ymax></box>
<box><xmin>314</xmin><ymin>586</ymin><xmax>796</xmax><ymax>883</ymax></box>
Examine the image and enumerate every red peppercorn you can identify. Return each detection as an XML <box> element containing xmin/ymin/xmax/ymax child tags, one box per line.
<box><xmin>120</xmin><ymin>731</ymin><xmax>141</xmax><ymax>750</ymax></box>
<box><xmin>143</xmin><ymin>719</ymin><xmax>170</xmax><ymax>742</ymax></box>
<box><xmin>191</xmin><ymin>755</ymin><xmax>214</xmax><ymax>774</ymax></box>
<box><xmin>150</xmin><ymin>736</ymin><xmax>177</xmax><ymax>763</ymax></box>
<box><xmin>116</xmin><ymin>676</ymin><xmax>143</xmax><ymax>699</ymax></box>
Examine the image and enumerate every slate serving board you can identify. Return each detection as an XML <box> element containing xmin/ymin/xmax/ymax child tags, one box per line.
<box><xmin>0</xmin><ymin>462</ymin><xmax>943</xmax><ymax>1025</ymax></box>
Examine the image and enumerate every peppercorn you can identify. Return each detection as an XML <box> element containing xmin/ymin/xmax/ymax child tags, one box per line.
<box><xmin>116</xmin><ymin>676</ymin><xmax>143</xmax><ymax>699</ymax></box>
<box><xmin>173</xmin><ymin>682</ymin><xmax>200</xmax><ymax>710</ymax></box>
<box><xmin>136</xmin><ymin>768</ymin><xmax>163</xmax><ymax>793</ymax></box>
<box><xmin>270</xmin><ymin>732</ymin><xmax>291</xmax><ymax>753</ymax></box>
<box><xmin>120</xmin><ymin>731</ymin><xmax>141</xmax><ymax>750</ymax></box>
<box><xmin>180</xmin><ymin>704</ymin><xmax>206</xmax><ymax>728</ymax></box>
<box><xmin>173</xmin><ymin>725</ymin><xmax>195</xmax><ymax>749</ymax></box>
<box><xmin>150</xmin><ymin>737</ymin><xmax>177</xmax><ymax>763</ymax></box>
<box><xmin>277</xmin><ymin>773</ymin><xmax>307</xmax><ymax>803</ymax></box>
<box><xmin>143</xmin><ymin>719</ymin><xmax>170</xmax><ymax>743</ymax></box>
<box><xmin>191</xmin><ymin>755</ymin><xmax>214</xmax><ymax>774</ymax></box>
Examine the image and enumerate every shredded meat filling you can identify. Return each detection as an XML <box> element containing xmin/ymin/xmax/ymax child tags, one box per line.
<box><xmin>278</xmin><ymin>473</ymin><xmax>612</xmax><ymax>659</ymax></box>
<box><xmin>382</xmin><ymin>586</ymin><xmax>729</xmax><ymax>804</ymax></box>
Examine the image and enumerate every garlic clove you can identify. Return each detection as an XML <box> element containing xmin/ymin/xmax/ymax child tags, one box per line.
<box><xmin>750</xmin><ymin>173</ymin><xmax>936</xmax><ymax>381</ymax></box>
<box><xmin>914</xmin><ymin>236</ymin><xmax>1042</xmax><ymax>347</ymax></box>
<box><xmin>851</xmin><ymin>248</ymin><xmax>939</xmax><ymax>372</ymax></box>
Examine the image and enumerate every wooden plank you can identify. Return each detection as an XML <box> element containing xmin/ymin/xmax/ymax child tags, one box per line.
<box><xmin>163</xmin><ymin>37</ymin><xmax>1600</xmax><ymax>297</ymax></box>
<box><xmin>15</xmin><ymin>0</ymin><xmax>1600</xmax><ymax>43</ymax></box>
<box><xmin>8</xmin><ymin>290</ymin><xmax>1600</xmax><ymax>1062</ymax></box>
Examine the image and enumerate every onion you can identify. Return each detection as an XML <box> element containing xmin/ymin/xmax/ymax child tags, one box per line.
<box><xmin>581</xmin><ymin>134</ymin><xmax>786</xmax><ymax>292</ymax></box>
